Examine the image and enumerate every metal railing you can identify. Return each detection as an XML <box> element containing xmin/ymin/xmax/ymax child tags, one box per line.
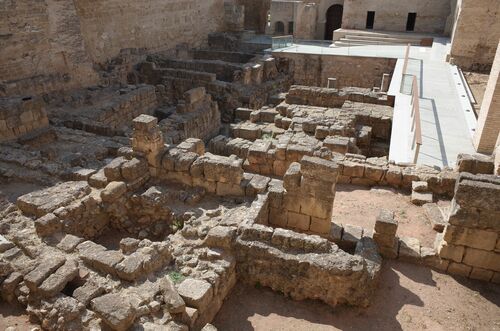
<box><xmin>271</xmin><ymin>35</ymin><xmax>293</xmax><ymax>50</ymax></box>
<box><xmin>410</xmin><ymin>75</ymin><xmax>422</xmax><ymax>163</ymax></box>
<box><xmin>402</xmin><ymin>43</ymin><xmax>411</xmax><ymax>75</ymax></box>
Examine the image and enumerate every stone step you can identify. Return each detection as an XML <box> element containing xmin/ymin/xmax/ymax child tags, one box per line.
<box><xmin>345</xmin><ymin>34</ymin><xmax>422</xmax><ymax>44</ymax></box>
<box><xmin>423</xmin><ymin>203</ymin><xmax>447</xmax><ymax>232</ymax></box>
<box><xmin>411</xmin><ymin>191</ymin><xmax>433</xmax><ymax>206</ymax></box>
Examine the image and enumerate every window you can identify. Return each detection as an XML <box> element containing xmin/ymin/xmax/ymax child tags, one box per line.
<box><xmin>366</xmin><ymin>11</ymin><xmax>375</xmax><ymax>29</ymax></box>
<box><xmin>275</xmin><ymin>21</ymin><xmax>285</xmax><ymax>35</ymax></box>
<box><xmin>288</xmin><ymin>21</ymin><xmax>294</xmax><ymax>34</ymax></box>
<box><xmin>406</xmin><ymin>13</ymin><xmax>417</xmax><ymax>31</ymax></box>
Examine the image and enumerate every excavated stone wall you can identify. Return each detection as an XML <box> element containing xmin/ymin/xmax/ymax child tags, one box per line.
<box><xmin>0</xmin><ymin>96</ymin><xmax>49</xmax><ymax>143</ymax></box>
<box><xmin>273</xmin><ymin>52</ymin><xmax>397</xmax><ymax>89</ymax></box>
<box><xmin>437</xmin><ymin>173</ymin><xmax>500</xmax><ymax>282</ymax></box>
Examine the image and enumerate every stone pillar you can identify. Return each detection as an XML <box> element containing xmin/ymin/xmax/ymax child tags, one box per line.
<box><xmin>131</xmin><ymin>115</ymin><xmax>165</xmax><ymax>171</ymax></box>
<box><xmin>373</xmin><ymin>209</ymin><xmax>398</xmax><ymax>259</ymax></box>
<box><xmin>473</xmin><ymin>42</ymin><xmax>500</xmax><ymax>154</ymax></box>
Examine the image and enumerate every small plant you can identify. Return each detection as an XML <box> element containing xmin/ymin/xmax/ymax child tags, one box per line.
<box><xmin>255</xmin><ymin>281</ymin><xmax>262</xmax><ymax>289</ymax></box>
<box><xmin>261</xmin><ymin>133</ymin><xmax>272</xmax><ymax>140</ymax></box>
<box><xmin>168</xmin><ymin>271</ymin><xmax>185</xmax><ymax>284</ymax></box>
<box><xmin>171</xmin><ymin>217</ymin><xmax>184</xmax><ymax>232</ymax></box>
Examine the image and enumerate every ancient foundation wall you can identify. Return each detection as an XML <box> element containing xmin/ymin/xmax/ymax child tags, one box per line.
<box><xmin>0</xmin><ymin>96</ymin><xmax>49</xmax><ymax>143</ymax></box>
<box><xmin>272</xmin><ymin>53</ymin><xmax>396</xmax><ymax>89</ymax></box>
<box><xmin>0</xmin><ymin>0</ymin><xmax>98</xmax><ymax>97</ymax></box>
<box><xmin>342</xmin><ymin>0</ymin><xmax>452</xmax><ymax>34</ymax></box>
<box><xmin>450</xmin><ymin>0</ymin><xmax>500</xmax><ymax>72</ymax></box>
<box><xmin>73</xmin><ymin>0</ymin><xmax>225</xmax><ymax>64</ymax></box>
<box><xmin>437</xmin><ymin>173</ymin><xmax>500</xmax><ymax>282</ymax></box>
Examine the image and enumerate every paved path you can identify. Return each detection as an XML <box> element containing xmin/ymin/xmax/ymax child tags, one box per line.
<box><xmin>272</xmin><ymin>40</ymin><xmax>476</xmax><ymax>168</ymax></box>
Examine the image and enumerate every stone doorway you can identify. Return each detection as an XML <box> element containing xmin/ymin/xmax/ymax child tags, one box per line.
<box><xmin>325</xmin><ymin>4</ymin><xmax>343</xmax><ymax>40</ymax></box>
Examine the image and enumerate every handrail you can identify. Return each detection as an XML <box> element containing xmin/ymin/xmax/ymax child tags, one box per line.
<box><xmin>410</xmin><ymin>75</ymin><xmax>422</xmax><ymax>163</ymax></box>
<box><xmin>402</xmin><ymin>43</ymin><xmax>411</xmax><ymax>75</ymax></box>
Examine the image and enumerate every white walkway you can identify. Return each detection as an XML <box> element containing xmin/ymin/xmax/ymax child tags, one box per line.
<box><xmin>272</xmin><ymin>40</ymin><xmax>477</xmax><ymax>168</ymax></box>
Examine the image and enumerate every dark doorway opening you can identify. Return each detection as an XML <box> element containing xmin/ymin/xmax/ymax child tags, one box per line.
<box><xmin>324</xmin><ymin>5</ymin><xmax>343</xmax><ymax>40</ymax></box>
<box><xmin>406</xmin><ymin>13</ymin><xmax>417</xmax><ymax>31</ymax></box>
<box><xmin>366</xmin><ymin>11</ymin><xmax>375</xmax><ymax>29</ymax></box>
<box><xmin>288</xmin><ymin>21</ymin><xmax>294</xmax><ymax>34</ymax></box>
<box><xmin>275</xmin><ymin>21</ymin><xmax>285</xmax><ymax>35</ymax></box>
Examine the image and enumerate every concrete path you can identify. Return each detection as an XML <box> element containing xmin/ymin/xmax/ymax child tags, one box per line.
<box><xmin>272</xmin><ymin>40</ymin><xmax>476</xmax><ymax>168</ymax></box>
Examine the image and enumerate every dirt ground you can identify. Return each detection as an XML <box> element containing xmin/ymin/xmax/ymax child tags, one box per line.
<box><xmin>213</xmin><ymin>260</ymin><xmax>500</xmax><ymax>331</ymax></box>
<box><xmin>0</xmin><ymin>303</ymin><xmax>39</xmax><ymax>331</ymax></box>
<box><xmin>332</xmin><ymin>184</ymin><xmax>443</xmax><ymax>247</ymax></box>
<box><xmin>463</xmin><ymin>71</ymin><xmax>489</xmax><ymax>111</ymax></box>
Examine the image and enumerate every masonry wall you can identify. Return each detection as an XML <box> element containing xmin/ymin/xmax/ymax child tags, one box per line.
<box><xmin>0</xmin><ymin>0</ymin><xmax>98</xmax><ymax>97</ymax></box>
<box><xmin>450</xmin><ymin>0</ymin><xmax>500</xmax><ymax>72</ymax></box>
<box><xmin>74</xmin><ymin>0</ymin><xmax>225</xmax><ymax>64</ymax></box>
<box><xmin>273</xmin><ymin>52</ymin><xmax>396</xmax><ymax>88</ymax></box>
<box><xmin>438</xmin><ymin>173</ymin><xmax>500</xmax><ymax>282</ymax></box>
<box><xmin>235</xmin><ymin>0</ymin><xmax>271</xmax><ymax>33</ymax></box>
<box><xmin>342</xmin><ymin>0</ymin><xmax>452</xmax><ymax>34</ymax></box>
<box><xmin>0</xmin><ymin>0</ymin><xmax>226</xmax><ymax>97</ymax></box>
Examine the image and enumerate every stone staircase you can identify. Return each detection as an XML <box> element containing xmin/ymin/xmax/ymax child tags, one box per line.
<box><xmin>331</xmin><ymin>29</ymin><xmax>433</xmax><ymax>48</ymax></box>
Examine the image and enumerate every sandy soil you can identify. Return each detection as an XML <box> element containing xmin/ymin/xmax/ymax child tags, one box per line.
<box><xmin>213</xmin><ymin>260</ymin><xmax>500</xmax><ymax>331</ymax></box>
<box><xmin>332</xmin><ymin>184</ymin><xmax>445</xmax><ymax>247</ymax></box>
<box><xmin>463</xmin><ymin>71</ymin><xmax>489</xmax><ymax>110</ymax></box>
<box><xmin>0</xmin><ymin>303</ymin><xmax>39</xmax><ymax>331</ymax></box>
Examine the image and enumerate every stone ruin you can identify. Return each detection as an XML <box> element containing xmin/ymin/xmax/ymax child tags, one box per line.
<box><xmin>1</xmin><ymin>25</ymin><xmax>499</xmax><ymax>331</ymax></box>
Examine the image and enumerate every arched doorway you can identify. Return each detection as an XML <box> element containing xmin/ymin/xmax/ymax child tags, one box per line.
<box><xmin>324</xmin><ymin>5</ymin><xmax>343</xmax><ymax>40</ymax></box>
<box><xmin>275</xmin><ymin>21</ymin><xmax>285</xmax><ymax>35</ymax></box>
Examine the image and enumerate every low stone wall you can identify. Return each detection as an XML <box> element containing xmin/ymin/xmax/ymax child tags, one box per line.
<box><xmin>437</xmin><ymin>173</ymin><xmax>500</xmax><ymax>282</ymax></box>
<box><xmin>159</xmin><ymin>88</ymin><xmax>221</xmax><ymax>144</ymax></box>
<box><xmin>269</xmin><ymin>157</ymin><xmax>339</xmax><ymax>234</ymax></box>
<box><xmin>0</xmin><ymin>96</ymin><xmax>49</xmax><ymax>142</ymax></box>
<box><xmin>286</xmin><ymin>85</ymin><xmax>391</xmax><ymax>108</ymax></box>
<box><xmin>48</xmin><ymin>85</ymin><xmax>158</xmax><ymax>136</ymax></box>
<box><xmin>272</xmin><ymin>52</ymin><xmax>396</xmax><ymax>89</ymax></box>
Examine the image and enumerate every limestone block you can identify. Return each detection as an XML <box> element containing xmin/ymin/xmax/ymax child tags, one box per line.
<box><xmin>177</xmin><ymin>138</ymin><xmax>205</xmax><ymax>155</ymax></box>
<box><xmin>453</xmin><ymin>173</ymin><xmax>500</xmax><ymax>212</ymax></box>
<box><xmin>300</xmin><ymin>156</ymin><xmax>339</xmax><ymax>182</ymax></box>
<box><xmin>329</xmin><ymin>223</ymin><xmax>343</xmax><ymax>242</ymax></box>
<box><xmin>78</xmin><ymin>241</ymin><xmax>124</xmax><ymax>275</ymax></box>
<box><xmin>310</xmin><ymin>217</ymin><xmax>331</xmax><ymax>234</ymax></box>
<box><xmin>374</xmin><ymin>209</ymin><xmax>397</xmax><ymax>236</ymax></box>
<box><xmin>1</xmin><ymin>272</ymin><xmax>23</xmax><ymax>302</ymax></box>
<box><xmin>73</xmin><ymin>282</ymin><xmax>105</xmax><ymax>305</ymax></box>
<box><xmin>101</xmin><ymin>181</ymin><xmax>127</xmax><ymax>203</ymax></box>
<box><xmin>174</xmin><ymin>152</ymin><xmax>198</xmax><ymax>172</ymax></box>
<box><xmin>246</xmin><ymin>175</ymin><xmax>271</xmax><ymax>197</ymax></box>
<box><xmin>412</xmin><ymin>181</ymin><xmax>428</xmax><ymax>193</ymax></box>
<box><xmin>104</xmin><ymin>157</ymin><xmax>127</xmax><ymax>181</ymax></box>
<box><xmin>248</xmin><ymin>140</ymin><xmax>272</xmax><ymax>164</ymax></box>
<box><xmin>56</xmin><ymin>234</ymin><xmax>84</xmax><ymax>253</ymax></box>
<box><xmin>462</xmin><ymin>248</ymin><xmax>500</xmax><ymax>272</ymax></box>
<box><xmin>24</xmin><ymin>256</ymin><xmax>66</xmax><ymax>290</ymax></box>
<box><xmin>91</xmin><ymin>293</ymin><xmax>137</xmax><ymax>331</ymax></box>
<box><xmin>423</xmin><ymin>203</ymin><xmax>447</xmax><ymax>232</ymax></box>
<box><xmin>17</xmin><ymin>181</ymin><xmax>91</xmax><ymax>217</ymax></box>
<box><xmin>34</xmin><ymin>213</ymin><xmax>62</xmax><ymax>237</ymax></box>
<box><xmin>447</xmin><ymin>262</ymin><xmax>472</xmax><ymax>277</ymax></box>
<box><xmin>470</xmin><ymin>267</ymin><xmax>494</xmax><ymax>282</ymax></box>
<box><xmin>300</xmin><ymin>176</ymin><xmax>335</xmax><ymax>198</ymax></box>
<box><xmin>282</xmin><ymin>194</ymin><xmax>301</xmax><ymax>213</ymax></box>
<box><xmin>204</xmin><ymin>226</ymin><xmax>237</xmax><ymax>249</ymax></box>
<box><xmin>286</xmin><ymin>211</ymin><xmax>310</xmax><ymax>231</ymax></box>
<box><xmin>299</xmin><ymin>196</ymin><xmax>333</xmax><ymax>219</ymax></box>
<box><xmin>364</xmin><ymin>164</ymin><xmax>384</xmax><ymax>182</ymax></box>
<box><xmin>177</xmin><ymin>278</ymin><xmax>213</xmax><ymax>309</ymax></box>
<box><xmin>216</xmin><ymin>182</ymin><xmax>245</xmax><ymax>196</ymax></box>
<box><xmin>283</xmin><ymin>162</ymin><xmax>301</xmax><ymax>191</ymax></box>
<box><xmin>286</xmin><ymin>144</ymin><xmax>314</xmax><ymax>162</ymax></box>
<box><xmin>411</xmin><ymin>191</ymin><xmax>433</xmax><ymax>206</ymax></box>
<box><xmin>133</xmin><ymin>114</ymin><xmax>158</xmax><ymax>131</ymax></box>
<box><xmin>184</xmin><ymin>87</ymin><xmax>206</xmax><ymax>105</ymax></box>
<box><xmin>443</xmin><ymin>225</ymin><xmax>498</xmax><ymax>251</ymax></box>
<box><xmin>121</xmin><ymin>158</ymin><xmax>148</xmax><ymax>181</ymax></box>
<box><xmin>0</xmin><ymin>235</ymin><xmax>15</xmax><ymax>253</ymax></box>
<box><xmin>120</xmin><ymin>238</ymin><xmax>140</xmax><ymax>255</ymax></box>
<box><xmin>269</xmin><ymin>207</ymin><xmax>287</xmax><ymax>227</ymax></box>
<box><xmin>438</xmin><ymin>237</ymin><xmax>465</xmax><ymax>263</ymax></box>
<box><xmin>342</xmin><ymin>224</ymin><xmax>364</xmax><ymax>249</ymax></box>
<box><xmin>398</xmin><ymin>237</ymin><xmax>421</xmax><ymax>263</ymax></box>
<box><xmin>385</xmin><ymin>166</ymin><xmax>402</xmax><ymax>187</ymax></box>
<box><xmin>89</xmin><ymin>169</ymin><xmax>109</xmax><ymax>188</ymax></box>
<box><xmin>342</xmin><ymin>161</ymin><xmax>364</xmax><ymax>178</ymax></box>
<box><xmin>38</xmin><ymin>260</ymin><xmax>79</xmax><ymax>297</ymax></box>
